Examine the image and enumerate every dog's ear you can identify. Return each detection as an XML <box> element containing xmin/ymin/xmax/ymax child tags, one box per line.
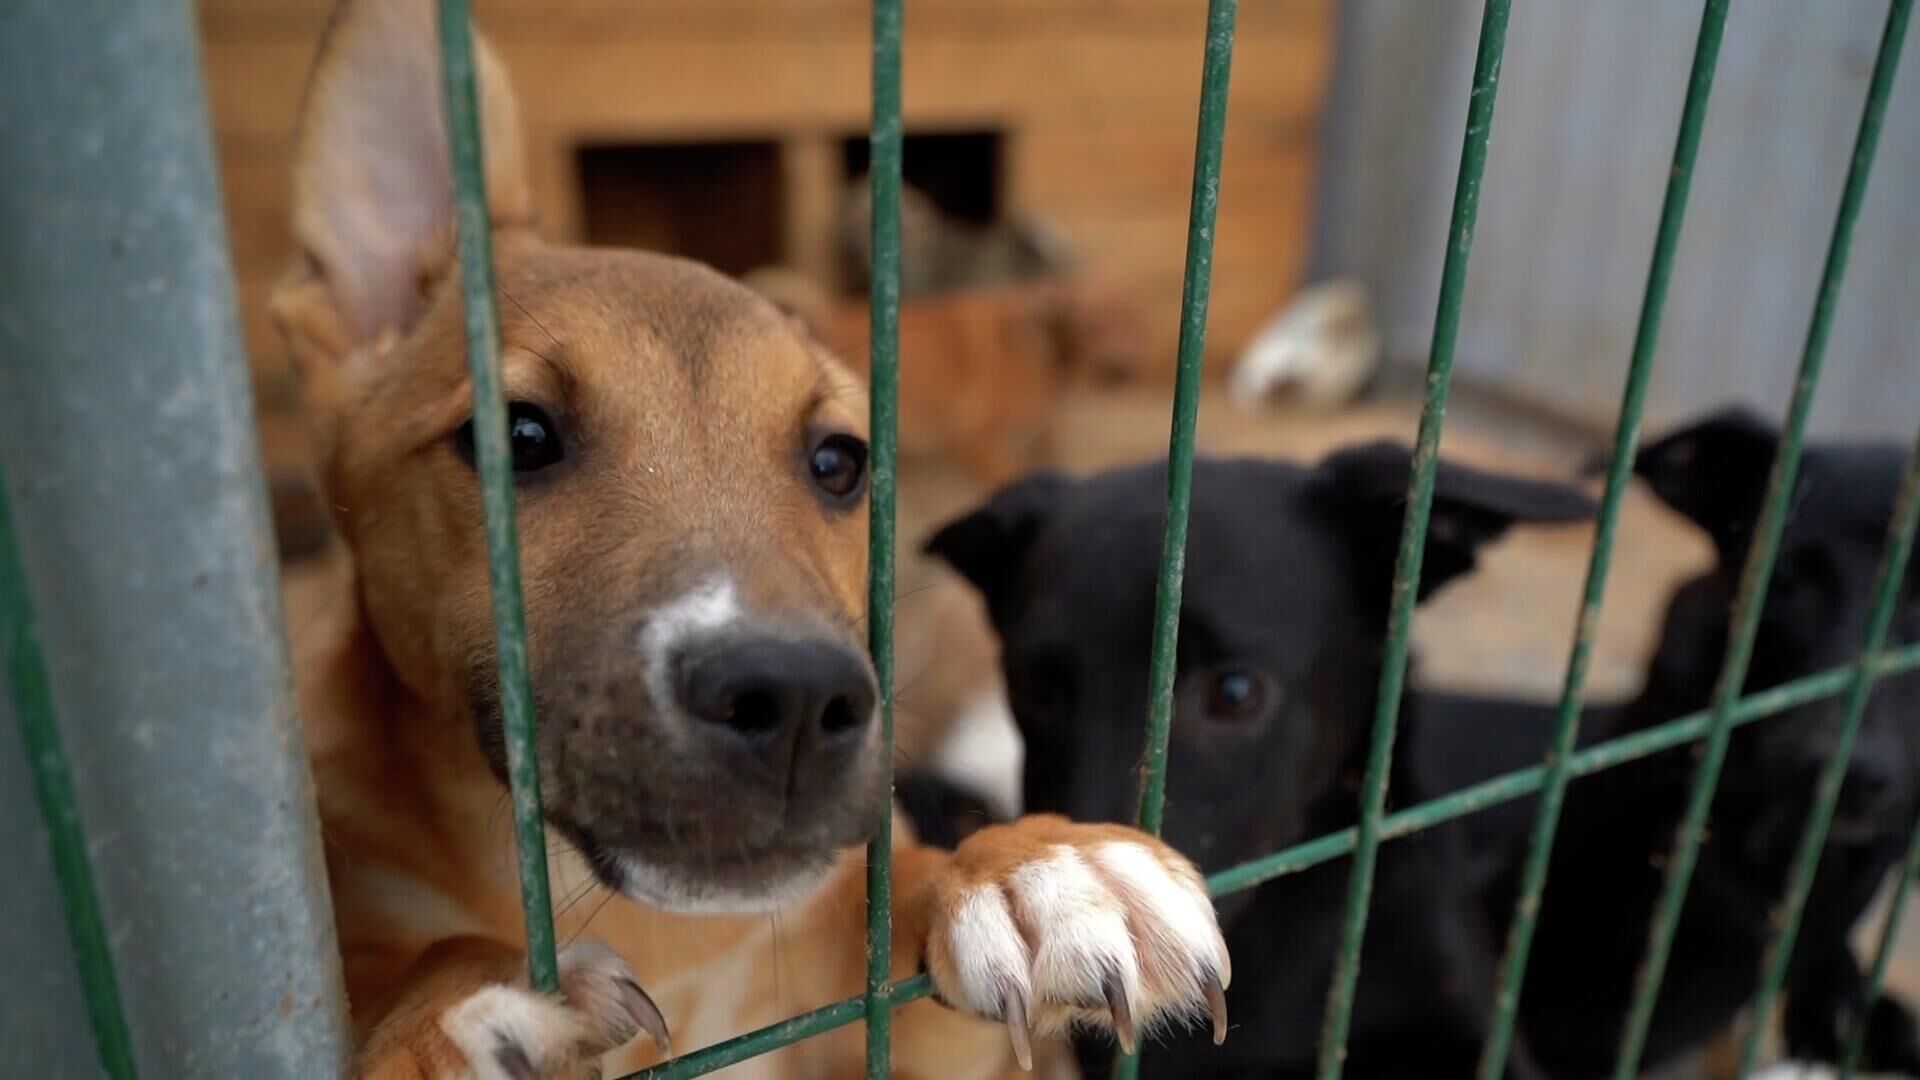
<box><xmin>1314</xmin><ymin>441</ymin><xmax>1597</xmax><ymax>602</ymax></box>
<box><xmin>270</xmin><ymin>0</ymin><xmax>532</xmax><ymax>381</ymax></box>
<box><xmin>1632</xmin><ymin>407</ymin><xmax>1780</xmax><ymax>562</ymax></box>
<box><xmin>924</xmin><ymin>472</ymin><xmax>1071</xmax><ymax>617</ymax></box>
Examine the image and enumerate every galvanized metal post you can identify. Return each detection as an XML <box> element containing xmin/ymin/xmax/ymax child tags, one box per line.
<box><xmin>0</xmin><ymin>2</ymin><xmax>351</xmax><ymax>1076</ymax></box>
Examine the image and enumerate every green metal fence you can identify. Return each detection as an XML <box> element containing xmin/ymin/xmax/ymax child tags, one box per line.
<box><xmin>8</xmin><ymin>0</ymin><xmax>1920</xmax><ymax>1077</ymax></box>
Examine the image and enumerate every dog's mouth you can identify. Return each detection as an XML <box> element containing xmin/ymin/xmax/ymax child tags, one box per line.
<box><xmin>561</xmin><ymin>820</ymin><xmax>851</xmax><ymax>914</ymax></box>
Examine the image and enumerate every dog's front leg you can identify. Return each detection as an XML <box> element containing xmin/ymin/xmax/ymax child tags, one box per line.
<box><xmin>892</xmin><ymin>813</ymin><xmax>1231</xmax><ymax>1070</ymax></box>
<box><xmin>353</xmin><ymin>937</ymin><xmax>669</xmax><ymax>1080</ymax></box>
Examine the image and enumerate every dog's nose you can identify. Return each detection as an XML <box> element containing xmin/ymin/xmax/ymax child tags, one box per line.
<box><xmin>1844</xmin><ymin>754</ymin><xmax>1897</xmax><ymax>807</ymax></box>
<box><xmin>677</xmin><ymin>635</ymin><xmax>875</xmax><ymax>749</ymax></box>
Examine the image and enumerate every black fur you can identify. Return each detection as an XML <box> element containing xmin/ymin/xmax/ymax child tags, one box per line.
<box><xmin>928</xmin><ymin>442</ymin><xmax>1594</xmax><ymax>1079</ymax></box>
<box><xmin>1452</xmin><ymin>409</ymin><xmax>1920</xmax><ymax>1077</ymax></box>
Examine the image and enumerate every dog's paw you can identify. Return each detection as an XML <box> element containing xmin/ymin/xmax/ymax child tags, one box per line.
<box><xmin>440</xmin><ymin>942</ymin><xmax>670</xmax><ymax>1079</ymax></box>
<box><xmin>925</xmin><ymin>814</ymin><xmax>1230</xmax><ymax>1070</ymax></box>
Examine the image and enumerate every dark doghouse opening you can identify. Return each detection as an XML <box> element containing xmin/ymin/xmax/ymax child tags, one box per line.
<box><xmin>842</xmin><ymin>129</ymin><xmax>1004</xmax><ymax>224</ymax></box>
<box><xmin>577</xmin><ymin>140</ymin><xmax>784</xmax><ymax>277</ymax></box>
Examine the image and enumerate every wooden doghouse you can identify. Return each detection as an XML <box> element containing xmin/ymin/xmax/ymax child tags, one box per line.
<box><xmin>199</xmin><ymin>0</ymin><xmax>1331</xmax><ymax>485</ymax></box>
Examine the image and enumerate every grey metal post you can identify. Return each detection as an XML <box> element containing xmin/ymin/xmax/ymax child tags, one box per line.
<box><xmin>0</xmin><ymin>2</ymin><xmax>350</xmax><ymax>1076</ymax></box>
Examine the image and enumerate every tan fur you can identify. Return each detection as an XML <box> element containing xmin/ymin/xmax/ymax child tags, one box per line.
<box><xmin>278</xmin><ymin>4</ymin><xmax>1225</xmax><ymax>1076</ymax></box>
<box><xmin>745</xmin><ymin>267</ymin><xmax>1148</xmax><ymax>489</ymax></box>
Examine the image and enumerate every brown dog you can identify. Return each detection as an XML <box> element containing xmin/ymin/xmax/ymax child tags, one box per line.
<box><xmin>272</xmin><ymin>3</ymin><xmax>1228</xmax><ymax>1077</ymax></box>
<box><xmin>745</xmin><ymin>267</ymin><xmax>1147</xmax><ymax>489</ymax></box>
<box><xmin>835</xmin><ymin>180</ymin><xmax>1076</xmax><ymax>299</ymax></box>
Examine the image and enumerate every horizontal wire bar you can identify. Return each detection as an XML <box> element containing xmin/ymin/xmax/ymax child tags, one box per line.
<box><xmin>434</xmin><ymin>0</ymin><xmax>559</xmax><ymax>991</ymax></box>
<box><xmin>1204</xmin><ymin>644</ymin><xmax>1920</xmax><ymax>897</ymax></box>
<box><xmin>623</xmin><ymin>974</ymin><xmax>933</xmax><ymax>1080</ymax></box>
<box><xmin>615</xmin><ymin>645</ymin><xmax>1920</xmax><ymax>1077</ymax></box>
<box><xmin>1474</xmin><ymin>4</ymin><xmax>1731</xmax><ymax>1075</ymax></box>
<box><xmin>1318</xmin><ymin>3</ymin><xmax>1511</xmax><ymax>1076</ymax></box>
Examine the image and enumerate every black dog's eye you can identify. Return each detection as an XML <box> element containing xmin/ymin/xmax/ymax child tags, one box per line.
<box><xmin>1204</xmin><ymin>668</ymin><xmax>1270</xmax><ymax>723</ymax></box>
<box><xmin>453</xmin><ymin>403</ymin><xmax>565</xmax><ymax>474</ymax></box>
<box><xmin>809</xmin><ymin>434</ymin><xmax>869</xmax><ymax>502</ymax></box>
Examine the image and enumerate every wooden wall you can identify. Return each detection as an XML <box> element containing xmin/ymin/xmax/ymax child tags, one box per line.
<box><xmin>198</xmin><ymin>0</ymin><xmax>1331</xmax><ymax>477</ymax></box>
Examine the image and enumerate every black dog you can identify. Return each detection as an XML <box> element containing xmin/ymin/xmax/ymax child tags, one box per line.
<box><xmin>1453</xmin><ymin>409</ymin><xmax>1920</xmax><ymax>1078</ymax></box>
<box><xmin>927</xmin><ymin>442</ymin><xmax>1595</xmax><ymax>1078</ymax></box>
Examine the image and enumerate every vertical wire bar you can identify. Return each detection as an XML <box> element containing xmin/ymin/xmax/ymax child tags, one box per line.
<box><xmin>1612</xmin><ymin>2</ymin><xmax>1912</xmax><ymax>1071</ymax></box>
<box><xmin>1736</xmin><ymin>12</ymin><xmax>1916</xmax><ymax>1067</ymax></box>
<box><xmin>1315</xmin><ymin>4</ymin><xmax>1510</xmax><ymax>1077</ymax></box>
<box><xmin>435</xmin><ymin>0</ymin><xmax>559</xmax><ymax>993</ymax></box>
<box><xmin>1741</xmin><ymin>424</ymin><xmax>1920</xmax><ymax>1077</ymax></box>
<box><xmin>1134</xmin><ymin>0</ymin><xmax>1239</xmax><ymax>834</ymax></box>
<box><xmin>1121</xmin><ymin>6</ymin><xmax>1236</xmax><ymax>1068</ymax></box>
<box><xmin>1844</xmin><ymin>813</ymin><xmax>1920</xmax><ymax>1078</ymax></box>
<box><xmin>1114</xmin><ymin>4</ymin><xmax>1237</xmax><ymax>1077</ymax></box>
<box><xmin>1472</xmin><ymin>5</ymin><xmax>1730</xmax><ymax>1076</ymax></box>
<box><xmin>1</xmin><ymin>478</ymin><xmax>138</xmax><ymax>1078</ymax></box>
<box><xmin>863</xmin><ymin>0</ymin><xmax>903</xmax><ymax>1074</ymax></box>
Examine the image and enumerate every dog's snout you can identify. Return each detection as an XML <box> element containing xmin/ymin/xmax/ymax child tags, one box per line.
<box><xmin>1844</xmin><ymin>753</ymin><xmax>1898</xmax><ymax>805</ymax></box>
<box><xmin>678</xmin><ymin>635</ymin><xmax>876</xmax><ymax>748</ymax></box>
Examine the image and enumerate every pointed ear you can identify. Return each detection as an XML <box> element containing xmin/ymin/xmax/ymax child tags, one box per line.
<box><xmin>270</xmin><ymin>0</ymin><xmax>532</xmax><ymax>374</ymax></box>
<box><xmin>924</xmin><ymin>472</ymin><xmax>1071</xmax><ymax>620</ymax></box>
<box><xmin>1314</xmin><ymin>441</ymin><xmax>1597</xmax><ymax>603</ymax></box>
<box><xmin>1633</xmin><ymin>407</ymin><xmax>1780</xmax><ymax>562</ymax></box>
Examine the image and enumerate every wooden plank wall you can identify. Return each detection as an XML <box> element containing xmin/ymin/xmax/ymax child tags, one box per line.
<box><xmin>199</xmin><ymin>0</ymin><xmax>1331</xmax><ymax>477</ymax></box>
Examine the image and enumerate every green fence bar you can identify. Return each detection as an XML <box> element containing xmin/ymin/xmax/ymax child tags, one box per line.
<box><xmin>1736</xmin><ymin>6</ymin><xmax>1915</xmax><ymax>1068</ymax></box>
<box><xmin>1845</xmin><ymin>814</ymin><xmax>1920</xmax><ymax>1078</ymax></box>
<box><xmin>1118</xmin><ymin>2</ymin><xmax>1238</xmax><ymax>1074</ymax></box>
<box><xmin>1</xmin><ymin>1</ymin><xmax>348</xmax><ymax>1071</ymax></box>
<box><xmin>1</xmin><ymin>475</ymin><xmax>137</xmax><ymax>1078</ymax></box>
<box><xmin>863</xmin><ymin>0</ymin><xmax>904</xmax><ymax>1074</ymax></box>
<box><xmin>1133</xmin><ymin>0</ymin><xmax>1239</xmax><ymax>836</ymax></box>
<box><xmin>1317</xmin><ymin>3</ymin><xmax>1510</xmax><ymax>1077</ymax></box>
<box><xmin>626</xmin><ymin>975</ymin><xmax>933</xmax><ymax>1080</ymax></box>
<box><xmin>1473</xmin><ymin>5</ymin><xmax>1730</xmax><ymax>1076</ymax></box>
<box><xmin>435</xmin><ymin>0</ymin><xmax>560</xmax><ymax>993</ymax></box>
<box><xmin>1611</xmin><ymin>5</ymin><xmax>1912</xmax><ymax>1073</ymax></box>
<box><xmin>1204</xmin><ymin>643</ymin><xmax>1920</xmax><ymax>895</ymax></box>
<box><xmin>1740</xmin><ymin>426</ymin><xmax>1920</xmax><ymax>1076</ymax></box>
<box><xmin>619</xmin><ymin>641</ymin><xmax>1920</xmax><ymax>1079</ymax></box>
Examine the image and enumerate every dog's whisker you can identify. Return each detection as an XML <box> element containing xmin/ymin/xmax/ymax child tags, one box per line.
<box><xmin>563</xmin><ymin>887</ymin><xmax>618</xmax><ymax>950</ymax></box>
<box><xmin>501</xmin><ymin>286</ymin><xmax>563</xmax><ymax>360</ymax></box>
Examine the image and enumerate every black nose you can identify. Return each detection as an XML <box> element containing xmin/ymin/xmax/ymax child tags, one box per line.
<box><xmin>677</xmin><ymin>635</ymin><xmax>876</xmax><ymax>749</ymax></box>
<box><xmin>1845</xmin><ymin>754</ymin><xmax>1897</xmax><ymax>807</ymax></box>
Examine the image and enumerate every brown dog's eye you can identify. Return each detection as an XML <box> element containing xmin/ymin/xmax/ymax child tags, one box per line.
<box><xmin>453</xmin><ymin>403</ymin><xmax>565</xmax><ymax>474</ymax></box>
<box><xmin>1204</xmin><ymin>668</ymin><xmax>1270</xmax><ymax>722</ymax></box>
<box><xmin>809</xmin><ymin>434</ymin><xmax>868</xmax><ymax>503</ymax></box>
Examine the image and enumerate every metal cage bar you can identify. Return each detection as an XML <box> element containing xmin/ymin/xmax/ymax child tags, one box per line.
<box><xmin>1317</xmin><ymin>3</ymin><xmax>1511</xmax><ymax>1076</ymax></box>
<box><xmin>1118</xmin><ymin>2</ymin><xmax>1238</xmax><ymax>1074</ymax></box>
<box><xmin>1734</xmin><ymin>5</ymin><xmax>1916</xmax><ymax>1067</ymax></box>
<box><xmin>1473</xmin><ymin>4</ymin><xmax>1731</xmax><ymax>1076</ymax></box>
<box><xmin>0</xmin><ymin>2</ymin><xmax>349</xmax><ymax>1072</ymax></box>
<box><xmin>1133</xmin><ymin>0</ymin><xmax>1239</xmax><ymax>834</ymax></box>
<box><xmin>1205</xmin><ymin>643</ymin><xmax>1920</xmax><ymax>891</ymax></box>
<box><xmin>435</xmin><ymin>0</ymin><xmax>560</xmax><ymax>992</ymax></box>
<box><xmin>1</xmin><ymin>475</ymin><xmax>138</xmax><ymax>1079</ymax></box>
<box><xmin>618</xmin><ymin>642</ymin><xmax>1920</xmax><ymax>1078</ymax></box>
<box><xmin>330</xmin><ymin>2</ymin><xmax>1920</xmax><ymax>1077</ymax></box>
<box><xmin>1612</xmin><ymin>2</ymin><xmax>1914</xmax><ymax>1071</ymax></box>
<box><xmin>863</xmin><ymin>0</ymin><xmax>905</xmax><ymax>1073</ymax></box>
<box><xmin>1740</xmin><ymin>420</ymin><xmax>1920</xmax><ymax>1074</ymax></box>
<box><xmin>1847</xmin><ymin>812</ymin><xmax>1920</xmax><ymax>1077</ymax></box>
